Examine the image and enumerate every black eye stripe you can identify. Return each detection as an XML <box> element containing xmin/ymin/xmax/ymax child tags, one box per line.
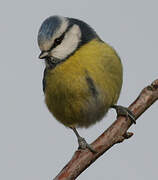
<box><xmin>49</xmin><ymin>32</ymin><xmax>65</xmax><ymax>51</ymax></box>
<box><xmin>49</xmin><ymin>24</ymin><xmax>74</xmax><ymax>51</ymax></box>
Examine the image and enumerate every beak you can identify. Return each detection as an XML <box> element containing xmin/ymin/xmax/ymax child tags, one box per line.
<box><xmin>38</xmin><ymin>51</ymin><xmax>49</xmax><ymax>59</ymax></box>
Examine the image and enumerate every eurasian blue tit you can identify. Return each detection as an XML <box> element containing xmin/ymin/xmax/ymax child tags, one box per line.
<box><xmin>37</xmin><ymin>15</ymin><xmax>135</xmax><ymax>152</ymax></box>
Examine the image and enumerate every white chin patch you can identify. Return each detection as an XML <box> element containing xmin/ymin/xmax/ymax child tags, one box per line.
<box><xmin>50</xmin><ymin>24</ymin><xmax>81</xmax><ymax>60</ymax></box>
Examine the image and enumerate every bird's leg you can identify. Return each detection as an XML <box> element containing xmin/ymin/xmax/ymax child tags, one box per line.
<box><xmin>70</xmin><ymin>127</ymin><xmax>96</xmax><ymax>153</ymax></box>
<box><xmin>111</xmin><ymin>105</ymin><xmax>136</xmax><ymax>124</ymax></box>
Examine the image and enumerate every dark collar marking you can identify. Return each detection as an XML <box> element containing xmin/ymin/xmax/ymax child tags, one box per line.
<box><xmin>42</xmin><ymin>68</ymin><xmax>47</xmax><ymax>93</ymax></box>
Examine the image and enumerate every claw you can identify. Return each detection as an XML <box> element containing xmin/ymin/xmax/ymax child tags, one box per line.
<box><xmin>78</xmin><ymin>136</ymin><xmax>96</xmax><ymax>153</ymax></box>
<box><xmin>71</xmin><ymin>127</ymin><xmax>97</xmax><ymax>153</ymax></box>
<box><xmin>112</xmin><ymin>105</ymin><xmax>136</xmax><ymax>124</ymax></box>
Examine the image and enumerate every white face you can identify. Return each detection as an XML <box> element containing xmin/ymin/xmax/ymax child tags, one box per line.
<box><xmin>39</xmin><ymin>17</ymin><xmax>82</xmax><ymax>61</ymax></box>
<box><xmin>50</xmin><ymin>24</ymin><xmax>81</xmax><ymax>60</ymax></box>
<box><xmin>38</xmin><ymin>16</ymin><xmax>69</xmax><ymax>52</ymax></box>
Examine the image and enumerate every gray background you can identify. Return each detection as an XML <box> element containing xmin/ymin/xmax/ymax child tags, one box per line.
<box><xmin>1</xmin><ymin>0</ymin><xmax>158</xmax><ymax>179</ymax></box>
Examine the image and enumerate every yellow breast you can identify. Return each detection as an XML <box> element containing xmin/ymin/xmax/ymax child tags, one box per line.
<box><xmin>44</xmin><ymin>39</ymin><xmax>123</xmax><ymax>127</ymax></box>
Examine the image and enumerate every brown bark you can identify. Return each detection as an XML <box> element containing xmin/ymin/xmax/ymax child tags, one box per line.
<box><xmin>54</xmin><ymin>79</ymin><xmax>158</xmax><ymax>180</ymax></box>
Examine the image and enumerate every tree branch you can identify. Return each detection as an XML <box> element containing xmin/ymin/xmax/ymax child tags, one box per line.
<box><xmin>54</xmin><ymin>79</ymin><xmax>158</xmax><ymax>180</ymax></box>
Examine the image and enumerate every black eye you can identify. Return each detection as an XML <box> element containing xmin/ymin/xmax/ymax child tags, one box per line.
<box><xmin>54</xmin><ymin>33</ymin><xmax>65</xmax><ymax>47</ymax></box>
<box><xmin>49</xmin><ymin>33</ymin><xmax>65</xmax><ymax>51</ymax></box>
<box><xmin>54</xmin><ymin>38</ymin><xmax>61</xmax><ymax>44</ymax></box>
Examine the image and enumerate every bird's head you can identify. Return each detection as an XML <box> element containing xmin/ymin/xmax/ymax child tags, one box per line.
<box><xmin>37</xmin><ymin>15</ymin><xmax>98</xmax><ymax>67</ymax></box>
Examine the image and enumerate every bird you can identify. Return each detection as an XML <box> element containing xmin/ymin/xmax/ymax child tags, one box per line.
<box><xmin>37</xmin><ymin>15</ymin><xmax>135</xmax><ymax>152</ymax></box>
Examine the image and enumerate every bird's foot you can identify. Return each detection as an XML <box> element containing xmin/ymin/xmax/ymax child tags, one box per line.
<box><xmin>77</xmin><ymin>136</ymin><xmax>96</xmax><ymax>153</ymax></box>
<box><xmin>112</xmin><ymin>105</ymin><xmax>136</xmax><ymax>124</ymax></box>
<box><xmin>70</xmin><ymin>127</ymin><xmax>96</xmax><ymax>153</ymax></box>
